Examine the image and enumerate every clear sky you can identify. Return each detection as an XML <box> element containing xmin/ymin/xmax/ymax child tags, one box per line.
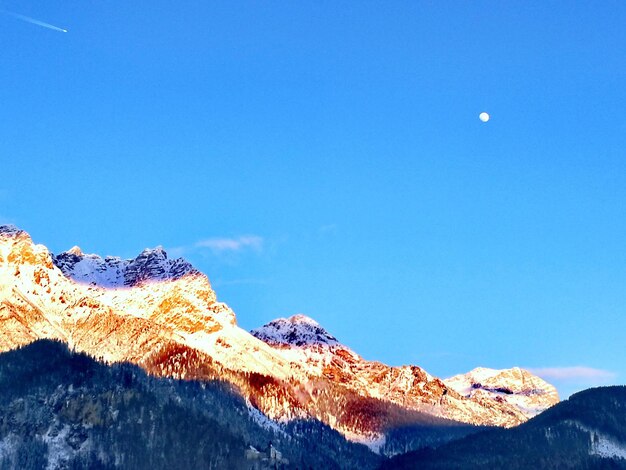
<box><xmin>2</xmin><ymin>1</ymin><xmax>625</xmax><ymax>398</ymax></box>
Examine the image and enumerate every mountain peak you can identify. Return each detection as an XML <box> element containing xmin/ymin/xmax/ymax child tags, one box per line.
<box><xmin>444</xmin><ymin>366</ymin><xmax>560</xmax><ymax>419</ymax></box>
<box><xmin>0</xmin><ymin>224</ymin><xmax>27</xmax><ymax>238</ymax></box>
<box><xmin>139</xmin><ymin>246</ymin><xmax>167</xmax><ymax>257</ymax></box>
<box><xmin>68</xmin><ymin>245</ymin><xmax>83</xmax><ymax>256</ymax></box>
<box><xmin>251</xmin><ymin>314</ymin><xmax>340</xmax><ymax>348</ymax></box>
<box><xmin>459</xmin><ymin>366</ymin><xmax>546</xmax><ymax>386</ymax></box>
<box><xmin>1</xmin><ymin>226</ymin><xmax>561</xmax><ymax>443</ymax></box>
<box><xmin>53</xmin><ymin>244</ymin><xmax>198</xmax><ymax>288</ymax></box>
<box><xmin>288</xmin><ymin>313</ymin><xmax>320</xmax><ymax>326</ymax></box>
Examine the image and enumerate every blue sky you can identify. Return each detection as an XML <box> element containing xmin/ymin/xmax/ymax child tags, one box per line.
<box><xmin>2</xmin><ymin>1</ymin><xmax>625</xmax><ymax>398</ymax></box>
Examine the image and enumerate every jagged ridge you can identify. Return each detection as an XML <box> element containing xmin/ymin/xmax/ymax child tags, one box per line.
<box><xmin>0</xmin><ymin>225</ymin><xmax>560</xmax><ymax>453</ymax></box>
<box><xmin>251</xmin><ymin>314</ymin><xmax>340</xmax><ymax>348</ymax></box>
<box><xmin>53</xmin><ymin>245</ymin><xmax>198</xmax><ymax>287</ymax></box>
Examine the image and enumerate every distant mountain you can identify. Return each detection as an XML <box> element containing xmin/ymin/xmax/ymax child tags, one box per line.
<box><xmin>251</xmin><ymin>314</ymin><xmax>341</xmax><ymax>347</ymax></box>
<box><xmin>382</xmin><ymin>386</ymin><xmax>626</xmax><ymax>469</ymax></box>
<box><xmin>0</xmin><ymin>225</ymin><xmax>558</xmax><ymax>453</ymax></box>
<box><xmin>53</xmin><ymin>245</ymin><xmax>198</xmax><ymax>288</ymax></box>
<box><xmin>251</xmin><ymin>314</ymin><xmax>558</xmax><ymax>433</ymax></box>
<box><xmin>444</xmin><ymin>367</ymin><xmax>559</xmax><ymax>420</ymax></box>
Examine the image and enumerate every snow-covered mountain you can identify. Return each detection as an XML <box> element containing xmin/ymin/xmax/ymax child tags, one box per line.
<box><xmin>0</xmin><ymin>225</ymin><xmax>560</xmax><ymax>449</ymax></box>
<box><xmin>251</xmin><ymin>314</ymin><xmax>559</xmax><ymax>430</ymax></box>
<box><xmin>252</xmin><ymin>314</ymin><xmax>340</xmax><ymax>348</ymax></box>
<box><xmin>53</xmin><ymin>245</ymin><xmax>198</xmax><ymax>288</ymax></box>
<box><xmin>444</xmin><ymin>367</ymin><xmax>559</xmax><ymax>419</ymax></box>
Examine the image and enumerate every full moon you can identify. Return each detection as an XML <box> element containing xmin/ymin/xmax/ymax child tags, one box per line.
<box><xmin>479</xmin><ymin>112</ymin><xmax>490</xmax><ymax>122</ymax></box>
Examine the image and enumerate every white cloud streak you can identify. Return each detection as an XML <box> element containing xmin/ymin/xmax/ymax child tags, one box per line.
<box><xmin>529</xmin><ymin>366</ymin><xmax>617</xmax><ymax>383</ymax></box>
<box><xmin>169</xmin><ymin>235</ymin><xmax>264</xmax><ymax>258</ymax></box>
<box><xmin>3</xmin><ymin>11</ymin><xmax>67</xmax><ymax>33</ymax></box>
<box><xmin>195</xmin><ymin>236</ymin><xmax>263</xmax><ymax>253</ymax></box>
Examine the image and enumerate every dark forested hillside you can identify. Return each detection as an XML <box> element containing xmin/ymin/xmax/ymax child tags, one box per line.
<box><xmin>382</xmin><ymin>386</ymin><xmax>626</xmax><ymax>469</ymax></box>
<box><xmin>0</xmin><ymin>340</ymin><xmax>379</xmax><ymax>469</ymax></box>
<box><xmin>3</xmin><ymin>340</ymin><xmax>623</xmax><ymax>469</ymax></box>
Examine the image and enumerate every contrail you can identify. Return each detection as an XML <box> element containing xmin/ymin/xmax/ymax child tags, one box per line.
<box><xmin>2</xmin><ymin>10</ymin><xmax>67</xmax><ymax>33</ymax></box>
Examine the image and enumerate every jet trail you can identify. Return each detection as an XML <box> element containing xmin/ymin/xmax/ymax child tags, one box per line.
<box><xmin>2</xmin><ymin>11</ymin><xmax>67</xmax><ymax>33</ymax></box>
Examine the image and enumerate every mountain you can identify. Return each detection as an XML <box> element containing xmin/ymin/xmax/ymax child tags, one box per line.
<box><xmin>381</xmin><ymin>386</ymin><xmax>626</xmax><ymax>469</ymax></box>
<box><xmin>251</xmin><ymin>314</ymin><xmax>558</xmax><ymax>431</ymax></box>
<box><xmin>0</xmin><ymin>339</ymin><xmax>379</xmax><ymax>469</ymax></box>
<box><xmin>444</xmin><ymin>367</ymin><xmax>559</xmax><ymax>420</ymax></box>
<box><xmin>251</xmin><ymin>314</ymin><xmax>341</xmax><ymax>347</ymax></box>
<box><xmin>0</xmin><ymin>225</ymin><xmax>559</xmax><ymax>452</ymax></box>
<box><xmin>52</xmin><ymin>245</ymin><xmax>198</xmax><ymax>288</ymax></box>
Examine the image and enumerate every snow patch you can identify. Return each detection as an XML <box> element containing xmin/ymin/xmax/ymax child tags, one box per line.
<box><xmin>565</xmin><ymin>420</ymin><xmax>626</xmax><ymax>461</ymax></box>
<box><xmin>0</xmin><ymin>224</ymin><xmax>24</xmax><ymax>236</ymax></box>
<box><xmin>592</xmin><ymin>434</ymin><xmax>626</xmax><ymax>460</ymax></box>
<box><xmin>0</xmin><ymin>434</ymin><xmax>18</xmax><ymax>462</ymax></box>
<box><xmin>245</xmin><ymin>399</ymin><xmax>285</xmax><ymax>435</ymax></box>
<box><xmin>41</xmin><ymin>424</ymin><xmax>73</xmax><ymax>470</ymax></box>
<box><xmin>53</xmin><ymin>245</ymin><xmax>197</xmax><ymax>288</ymax></box>
<box><xmin>444</xmin><ymin>366</ymin><xmax>559</xmax><ymax>420</ymax></box>
<box><xmin>341</xmin><ymin>430</ymin><xmax>386</xmax><ymax>454</ymax></box>
<box><xmin>251</xmin><ymin>314</ymin><xmax>340</xmax><ymax>348</ymax></box>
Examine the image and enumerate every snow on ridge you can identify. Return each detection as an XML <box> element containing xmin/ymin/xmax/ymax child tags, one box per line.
<box><xmin>446</xmin><ymin>366</ymin><xmax>543</xmax><ymax>391</ymax></box>
<box><xmin>52</xmin><ymin>244</ymin><xmax>198</xmax><ymax>288</ymax></box>
<box><xmin>67</xmin><ymin>246</ymin><xmax>83</xmax><ymax>256</ymax></box>
<box><xmin>245</xmin><ymin>398</ymin><xmax>286</xmax><ymax>435</ymax></box>
<box><xmin>53</xmin><ymin>251</ymin><xmax>129</xmax><ymax>288</ymax></box>
<box><xmin>341</xmin><ymin>430</ymin><xmax>386</xmax><ymax>454</ymax></box>
<box><xmin>1</xmin><ymin>224</ymin><xmax>563</xmax><ymax>440</ymax></box>
<box><xmin>287</xmin><ymin>313</ymin><xmax>321</xmax><ymax>326</ymax></box>
<box><xmin>444</xmin><ymin>366</ymin><xmax>560</xmax><ymax>420</ymax></box>
<box><xmin>0</xmin><ymin>224</ymin><xmax>25</xmax><ymax>236</ymax></box>
<box><xmin>251</xmin><ymin>314</ymin><xmax>340</xmax><ymax>348</ymax></box>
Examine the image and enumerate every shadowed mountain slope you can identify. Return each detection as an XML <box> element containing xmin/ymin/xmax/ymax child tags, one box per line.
<box><xmin>0</xmin><ymin>339</ymin><xmax>380</xmax><ymax>469</ymax></box>
<box><xmin>382</xmin><ymin>386</ymin><xmax>626</xmax><ymax>469</ymax></box>
<box><xmin>0</xmin><ymin>225</ymin><xmax>558</xmax><ymax>452</ymax></box>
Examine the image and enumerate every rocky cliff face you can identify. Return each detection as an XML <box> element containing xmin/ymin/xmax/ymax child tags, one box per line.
<box><xmin>52</xmin><ymin>245</ymin><xmax>198</xmax><ymax>288</ymax></box>
<box><xmin>444</xmin><ymin>367</ymin><xmax>559</xmax><ymax>419</ymax></box>
<box><xmin>251</xmin><ymin>315</ymin><xmax>559</xmax><ymax>429</ymax></box>
<box><xmin>0</xmin><ymin>340</ymin><xmax>381</xmax><ymax>470</ymax></box>
<box><xmin>0</xmin><ymin>225</ymin><xmax>560</xmax><ymax>449</ymax></box>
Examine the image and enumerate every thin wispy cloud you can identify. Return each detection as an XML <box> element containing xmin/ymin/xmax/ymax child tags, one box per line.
<box><xmin>196</xmin><ymin>236</ymin><xmax>263</xmax><ymax>253</ymax></box>
<box><xmin>169</xmin><ymin>235</ymin><xmax>264</xmax><ymax>258</ymax></box>
<box><xmin>2</xmin><ymin>10</ymin><xmax>68</xmax><ymax>33</ymax></box>
<box><xmin>530</xmin><ymin>366</ymin><xmax>617</xmax><ymax>383</ymax></box>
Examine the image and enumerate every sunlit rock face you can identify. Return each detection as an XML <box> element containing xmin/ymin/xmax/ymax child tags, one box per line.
<box><xmin>0</xmin><ymin>225</ymin><xmax>239</xmax><ymax>364</ymax></box>
<box><xmin>251</xmin><ymin>314</ymin><xmax>340</xmax><ymax>348</ymax></box>
<box><xmin>444</xmin><ymin>367</ymin><xmax>560</xmax><ymax>420</ymax></box>
<box><xmin>0</xmin><ymin>225</ymin><xmax>559</xmax><ymax>450</ymax></box>
<box><xmin>53</xmin><ymin>245</ymin><xmax>199</xmax><ymax>288</ymax></box>
<box><xmin>251</xmin><ymin>315</ymin><xmax>560</xmax><ymax>429</ymax></box>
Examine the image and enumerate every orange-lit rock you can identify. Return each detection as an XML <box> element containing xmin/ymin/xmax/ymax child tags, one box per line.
<box><xmin>0</xmin><ymin>225</ymin><xmax>560</xmax><ymax>450</ymax></box>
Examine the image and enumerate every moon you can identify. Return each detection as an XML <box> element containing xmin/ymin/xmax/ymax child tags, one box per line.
<box><xmin>479</xmin><ymin>112</ymin><xmax>490</xmax><ymax>122</ymax></box>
